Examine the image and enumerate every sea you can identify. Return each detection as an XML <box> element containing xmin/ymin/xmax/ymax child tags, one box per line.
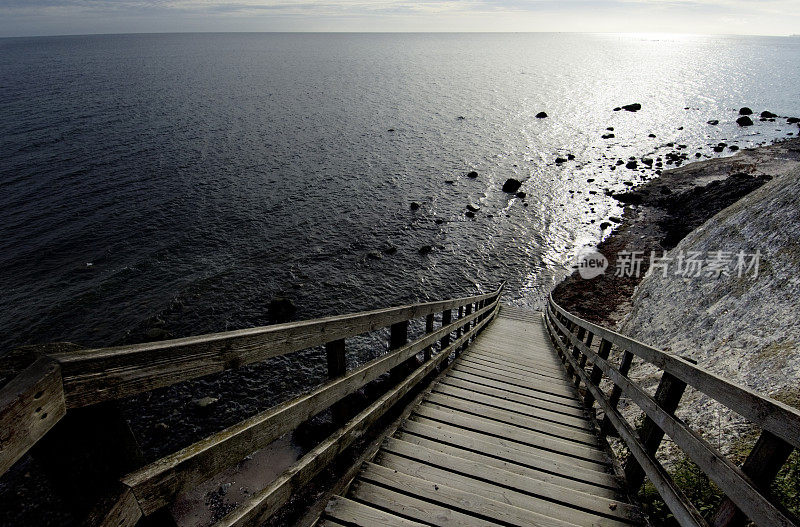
<box><xmin>2</xmin><ymin>32</ymin><xmax>800</xmax><ymax>353</ymax></box>
<box><xmin>1</xmin><ymin>32</ymin><xmax>800</xmax><ymax>479</ymax></box>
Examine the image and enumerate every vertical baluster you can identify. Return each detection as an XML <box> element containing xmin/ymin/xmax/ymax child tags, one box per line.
<box><xmin>463</xmin><ymin>303</ymin><xmax>473</xmax><ymax>351</ymax></box>
<box><xmin>623</xmin><ymin>369</ymin><xmax>690</xmax><ymax>492</ymax></box>
<box><xmin>582</xmin><ymin>339</ymin><xmax>612</xmax><ymax>410</ymax></box>
<box><xmin>602</xmin><ymin>350</ymin><xmax>633</xmax><ymax>437</ymax></box>
<box><xmin>441</xmin><ymin>309</ymin><xmax>452</xmax><ymax>351</ymax></box>
<box><xmin>424</xmin><ymin>314</ymin><xmax>434</xmax><ymax>362</ymax></box>
<box><xmin>326</xmin><ymin>338</ymin><xmax>347</xmax><ymax>424</ymax></box>
<box><xmin>711</xmin><ymin>431</ymin><xmax>793</xmax><ymax>527</ymax></box>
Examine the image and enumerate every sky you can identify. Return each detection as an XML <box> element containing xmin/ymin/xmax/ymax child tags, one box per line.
<box><xmin>0</xmin><ymin>0</ymin><xmax>798</xmax><ymax>38</ymax></box>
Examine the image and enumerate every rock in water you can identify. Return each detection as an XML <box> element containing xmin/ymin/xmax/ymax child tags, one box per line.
<box><xmin>621</xmin><ymin>103</ymin><xmax>642</xmax><ymax>112</ymax></box>
<box><xmin>535</xmin><ymin>112</ymin><xmax>548</xmax><ymax>119</ymax></box>
<box><xmin>467</xmin><ymin>171</ymin><xmax>478</xmax><ymax>178</ymax></box>
<box><xmin>418</xmin><ymin>245</ymin><xmax>433</xmax><ymax>255</ymax></box>
<box><xmin>409</xmin><ymin>202</ymin><xmax>420</xmax><ymax>210</ymax></box>
<box><xmin>268</xmin><ymin>297</ymin><xmax>296</xmax><ymax>322</ymax></box>
<box><xmin>502</xmin><ymin>178</ymin><xmax>522</xmax><ymax>193</ymax></box>
<box><xmin>761</xmin><ymin>111</ymin><xmax>777</xmax><ymax>119</ymax></box>
<box><xmin>626</xmin><ymin>160</ymin><xmax>638</xmax><ymax>169</ymax></box>
<box><xmin>788</xmin><ymin>117</ymin><xmax>800</xmax><ymax>124</ymax></box>
<box><xmin>739</xmin><ymin>107</ymin><xmax>753</xmax><ymax>115</ymax></box>
<box><xmin>707</xmin><ymin>120</ymin><xmax>719</xmax><ymax>125</ymax></box>
<box><xmin>736</xmin><ymin>116</ymin><xmax>754</xmax><ymax>127</ymax></box>
<box><xmin>516</xmin><ymin>191</ymin><xmax>527</xmax><ymax>199</ymax></box>
<box><xmin>555</xmin><ymin>157</ymin><xmax>567</xmax><ymax>164</ymax></box>
<box><xmin>466</xmin><ymin>203</ymin><xmax>480</xmax><ymax>212</ymax></box>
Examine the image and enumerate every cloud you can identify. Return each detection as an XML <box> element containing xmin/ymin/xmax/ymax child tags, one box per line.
<box><xmin>0</xmin><ymin>0</ymin><xmax>798</xmax><ymax>35</ymax></box>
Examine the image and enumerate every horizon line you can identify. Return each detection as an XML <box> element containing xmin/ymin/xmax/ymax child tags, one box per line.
<box><xmin>2</xmin><ymin>30</ymin><xmax>797</xmax><ymax>40</ymax></box>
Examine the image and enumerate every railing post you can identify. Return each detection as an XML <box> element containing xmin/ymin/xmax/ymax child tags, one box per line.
<box><xmin>456</xmin><ymin>306</ymin><xmax>464</xmax><ymax>342</ymax></box>
<box><xmin>326</xmin><ymin>339</ymin><xmax>346</xmax><ymax>379</ymax></box>
<box><xmin>326</xmin><ymin>338</ymin><xmax>349</xmax><ymax>425</ymax></box>
<box><xmin>441</xmin><ymin>309</ymin><xmax>452</xmax><ymax>351</ymax></box>
<box><xmin>711</xmin><ymin>430</ymin><xmax>794</xmax><ymax>527</ymax></box>
<box><xmin>624</xmin><ymin>368</ymin><xmax>690</xmax><ymax>492</ymax></box>
<box><xmin>602</xmin><ymin>350</ymin><xmax>634</xmax><ymax>437</ymax></box>
<box><xmin>462</xmin><ymin>303</ymin><xmax>473</xmax><ymax>352</ymax></box>
<box><xmin>424</xmin><ymin>314</ymin><xmax>434</xmax><ymax>362</ymax></box>
<box><xmin>582</xmin><ymin>339</ymin><xmax>612</xmax><ymax>410</ymax></box>
<box><xmin>576</xmin><ymin>331</ymin><xmax>593</xmax><ymax>389</ymax></box>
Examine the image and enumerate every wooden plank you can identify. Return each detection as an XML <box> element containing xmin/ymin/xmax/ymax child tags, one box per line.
<box><xmin>461</xmin><ymin>353</ymin><xmax>568</xmax><ymax>380</ymax></box>
<box><xmin>432</xmin><ymin>382</ymin><xmax>591</xmax><ymax>430</ymax></box>
<box><xmin>52</xmin><ymin>284</ymin><xmax>504</xmax><ymax>408</ymax></box>
<box><xmin>324</xmin><ymin>496</ymin><xmax>427</xmax><ymax>526</ymax></box>
<box><xmin>451</xmin><ymin>364</ymin><xmax>578</xmax><ymax>400</ymax></box>
<box><xmin>549</xmin><ymin>295</ymin><xmax>800</xmax><ymax>451</ymax></box>
<box><xmin>411</xmin><ymin>405</ymin><xmax>610</xmax><ymax>469</ymax></box>
<box><xmin>0</xmin><ymin>357</ymin><xmax>65</xmax><ymax>476</ymax></box>
<box><xmin>119</xmin><ymin>300</ymin><xmax>499</xmax><ymax>516</ymax></box>
<box><xmin>439</xmin><ymin>376</ymin><xmax>585</xmax><ymax>418</ymax></box>
<box><xmin>459</xmin><ymin>355</ymin><xmax>571</xmax><ymax>384</ymax></box>
<box><xmin>423</xmin><ymin>392</ymin><xmax>599</xmax><ymax>446</ymax></box>
<box><xmin>350</xmin><ymin>479</ymin><xmax>499</xmax><ymax>526</ymax></box>
<box><xmin>545</xmin><ymin>313</ymin><xmax>707</xmax><ymax>527</ymax></box>
<box><xmin>548</xmin><ymin>312</ymin><xmax>798</xmax><ymax>527</ymax></box>
<box><xmin>295</xmin><ymin>337</ymin><xmax>470</xmax><ymax>527</ymax></box>
<box><xmin>212</xmin><ymin>304</ymin><xmax>500</xmax><ymax>527</ymax></box>
<box><xmin>445</xmin><ymin>370</ymin><xmax>584</xmax><ymax>411</ymax></box>
<box><xmin>357</xmin><ymin>461</ymin><xmax>581</xmax><ymax>527</ymax></box>
<box><xmin>379</xmin><ymin>437</ymin><xmax>636</xmax><ymax>523</ymax></box>
<box><xmin>87</xmin><ymin>485</ymin><xmax>143</xmax><ymax>527</ymax></box>
<box><xmin>394</xmin><ymin>426</ymin><xmax>621</xmax><ymax>496</ymax></box>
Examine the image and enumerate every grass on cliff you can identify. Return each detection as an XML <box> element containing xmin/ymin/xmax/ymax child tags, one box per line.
<box><xmin>637</xmin><ymin>439</ymin><xmax>800</xmax><ymax>525</ymax></box>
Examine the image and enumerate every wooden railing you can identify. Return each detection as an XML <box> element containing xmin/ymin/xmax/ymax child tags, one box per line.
<box><xmin>545</xmin><ymin>294</ymin><xmax>800</xmax><ymax>527</ymax></box>
<box><xmin>0</xmin><ymin>282</ymin><xmax>504</xmax><ymax>526</ymax></box>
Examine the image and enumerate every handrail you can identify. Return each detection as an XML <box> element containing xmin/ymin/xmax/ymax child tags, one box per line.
<box><xmin>0</xmin><ymin>282</ymin><xmax>504</xmax><ymax>527</ymax></box>
<box><xmin>50</xmin><ymin>284</ymin><xmax>504</xmax><ymax>408</ymax></box>
<box><xmin>545</xmin><ymin>294</ymin><xmax>799</xmax><ymax>527</ymax></box>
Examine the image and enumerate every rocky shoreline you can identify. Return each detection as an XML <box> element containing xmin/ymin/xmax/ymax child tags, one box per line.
<box><xmin>552</xmin><ymin>136</ymin><xmax>800</xmax><ymax>328</ymax></box>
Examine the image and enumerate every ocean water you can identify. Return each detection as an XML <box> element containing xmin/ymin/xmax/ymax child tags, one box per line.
<box><xmin>2</xmin><ymin>31</ymin><xmax>800</xmax><ymax>523</ymax></box>
<box><xmin>2</xmin><ymin>33</ymin><xmax>799</xmax><ymax>354</ymax></box>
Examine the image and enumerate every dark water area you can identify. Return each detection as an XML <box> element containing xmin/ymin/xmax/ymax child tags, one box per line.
<box><xmin>1</xmin><ymin>32</ymin><xmax>800</xmax><ymax>524</ymax></box>
<box><xmin>2</xmin><ymin>33</ymin><xmax>799</xmax><ymax>354</ymax></box>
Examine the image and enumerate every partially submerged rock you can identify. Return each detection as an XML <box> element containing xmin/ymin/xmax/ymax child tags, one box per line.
<box><xmin>736</xmin><ymin>116</ymin><xmax>754</xmax><ymax>127</ymax></box>
<box><xmin>621</xmin><ymin>103</ymin><xmax>642</xmax><ymax>112</ymax></box>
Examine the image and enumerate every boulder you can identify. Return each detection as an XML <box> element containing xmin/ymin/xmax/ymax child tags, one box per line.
<box><xmin>466</xmin><ymin>203</ymin><xmax>480</xmax><ymax>212</ymax></box>
<box><xmin>555</xmin><ymin>157</ymin><xmax>567</xmax><ymax>164</ymax></box>
<box><xmin>516</xmin><ymin>191</ymin><xmax>526</xmax><ymax>199</ymax></box>
<box><xmin>502</xmin><ymin>178</ymin><xmax>522</xmax><ymax>193</ymax></box>
<box><xmin>600</xmin><ymin>222</ymin><xmax>611</xmax><ymax>230</ymax></box>
<box><xmin>418</xmin><ymin>245</ymin><xmax>433</xmax><ymax>255</ymax></box>
<box><xmin>626</xmin><ymin>160</ymin><xmax>638</xmax><ymax>169</ymax></box>
<box><xmin>739</xmin><ymin>107</ymin><xmax>753</xmax><ymax>115</ymax></box>
<box><xmin>467</xmin><ymin>171</ymin><xmax>478</xmax><ymax>178</ymax></box>
<box><xmin>465</xmin><ymin>211</ymin><xmax>475</xmax><ymax>218</ymax></box>
<box><xmin>268</xmin><ymin>296</ymin><xmax>297</xmax><ymax>322</ymax></box>
<box><xmin>602</xmin><ymin>133</ymin><xmax>615</xmax><ymax>139</ymax></box>
<box><xmin>567</xmin><ymin>154</ymin><xmax>575</xmax><ymax>160</ymax></box>
<box><xmin>621</xmin><ymin>103</ymin><xmax>642</xmax><ymax>112</ymax></box>
<box><xmin>707</xmin><ymin>120</ymin><xmax>719</xmax><ymax>125</ymax></box>
<box><xmin>606</xmin><ymin>127</ymin><xmax>614</xmax><ymax>131</ymax></box>
<box><xmin>648</xmin><ymin>133</ymin><xmax>656</xmax><ymax>138</ymax></box>
<box><xmin>535</xmin><ymin>112</ymin><xmax>548</xmax><ymax>119</ymax></box>
<box><xmin>788</xmin><ymin>117</ymin><xmax>800</xmax><ymax>124</ymax></box>
<box><xmin>760</xmin><ymin>111</ymin><xmax>777</xmax><ymax>119</ymax></box>
<box><xmin>410</xmin><ymin>202</ymin><xmax>420</xmax><ymax>210</ymax></box>
<box><xmin>736</xmin><ymin>116</ymin><xmax>754</xmax><ymax>127</ymax></box>
<box><xmin>613</xmin><ymin>107</ymin><xmax>621</xmax><ymax>111</ymax></box>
